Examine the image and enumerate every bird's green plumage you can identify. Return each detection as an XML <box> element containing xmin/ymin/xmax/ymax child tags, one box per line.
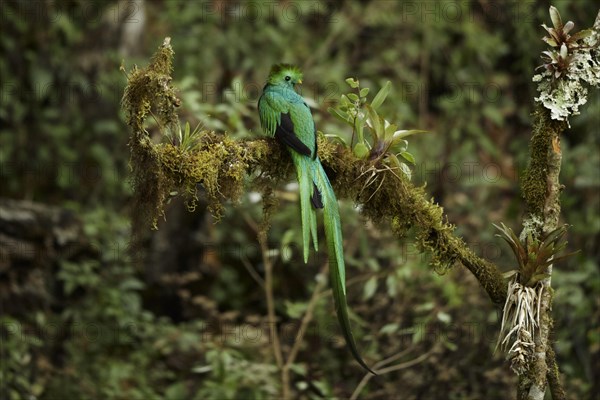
<box><xmin>258</xmin><ymin>64</ymin><xmax>374</xmax><ymax>374</ymax></box>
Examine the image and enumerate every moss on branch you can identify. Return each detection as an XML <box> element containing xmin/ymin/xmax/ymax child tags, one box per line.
<box><xmin>521</xmin><ymin>106</ymin><xmax>567</xmax><ymax>233</ymax></box>
<box><xmin>122</xmin><ymin>38</ymin><xmax>507</xmax><ymax>306</ymax></box>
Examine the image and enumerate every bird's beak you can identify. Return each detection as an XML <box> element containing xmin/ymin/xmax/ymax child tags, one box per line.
<box><xmin>297</xmin><ymin>79</ymin><xmax>303</xmax><ymax>85</ymax></box>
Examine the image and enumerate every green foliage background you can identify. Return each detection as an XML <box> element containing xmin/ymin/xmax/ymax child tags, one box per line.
<box><xmin>0</xmin><ymin>1</ymin><xmax>598</xmax><ymax>399</ymax></box>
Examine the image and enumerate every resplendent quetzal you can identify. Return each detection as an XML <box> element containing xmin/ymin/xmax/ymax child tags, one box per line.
<box><xmin>258</xmin><ymin>64</ymin><xmax>374</xmax><ymax>373</ymax></box>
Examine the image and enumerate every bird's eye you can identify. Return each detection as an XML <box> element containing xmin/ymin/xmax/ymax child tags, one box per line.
<box><xmin>285</xmin><ymin>76</ymin><xmax>291</xmax><ymax>81</ymax></box>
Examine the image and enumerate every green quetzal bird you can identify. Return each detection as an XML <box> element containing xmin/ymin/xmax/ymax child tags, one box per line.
<box><xmin>258</xmin><ymin>64</ymin><xmax>374</xmax><ymax>374</ymax></box>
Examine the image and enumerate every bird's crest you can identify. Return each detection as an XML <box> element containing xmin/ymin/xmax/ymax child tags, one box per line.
<box><xmin>267</xmin><ymin>63</ymin><xmax>303</xmax><ymax>84</ymax></box>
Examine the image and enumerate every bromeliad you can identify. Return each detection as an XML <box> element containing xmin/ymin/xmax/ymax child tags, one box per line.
<box><xmin>258</xmin><ymin>64</ymin><xmax>374</xmax><ymax>374</ymax></box>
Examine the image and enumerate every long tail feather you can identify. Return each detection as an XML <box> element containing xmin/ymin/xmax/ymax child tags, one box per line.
<box><xmin>310</xmin><ymin>205</ymin><xmax>319</xmax><ymax>253</ymax></box>
<box><xmin>314</xmin><ymin>160</ymin><xmax>376</xmax><ymax>374</ymax></box>
<box><xmin>294</xmin><ymin>155</ymin><xmax>319</xmax><ymax>263</ymax></box>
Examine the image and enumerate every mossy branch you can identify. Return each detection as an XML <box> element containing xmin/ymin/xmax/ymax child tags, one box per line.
<box><xmin>515</xmin><ymin>5</ymin><xmax>597</xmax><ymax>396</ymax></box>
<box><xmin>517</xmin><ymin>107</ymin><xmax>566</xmax><ymax>400</ymax></box>
<box><xmin>122</xmin><ymin>38</ymin><xmax>507</xmax><ymax>306</ymax></box>
<box><xmin>521</xmin><ymin>106</ymin><xmax>567</xmax><ymax>231</ymax></box>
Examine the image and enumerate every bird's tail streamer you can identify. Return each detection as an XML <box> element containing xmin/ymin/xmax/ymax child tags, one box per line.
<box><xmin>313</xmin><ymin>159</ymin><xmax>375</xmax><ymax>374</ymax></box>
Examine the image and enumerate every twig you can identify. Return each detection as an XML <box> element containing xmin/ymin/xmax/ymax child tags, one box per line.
<box><xmin>374</xmin><ymin>345</ymin><xmax>418</xmax><ymax>369</ymax></box>
<box><xmin>240</xmin><ymin>255</ymin><xmax>265</xmax><ymax>289</ymax></box>
<box><xmin>316</xmin><ymin>269</ymin><xmax>393</xmax><ymax>300</ymax></box>
<box><xmin>260</xmin><ymin>230</ymin><xmax>283</xmax><ymax>371</ymax></box>
<box><xmin>281</xmin><ymin>263</ymin><xmax>329</xmax><ymax>400</ymax></box>
<box><xmin>350</xmin><ymin>346</ymin><xmax>435</xmax><ymax>400</ymax></box>
<box><xmin>240</xmin><ymin>214</ymin><xmax>266</xmax><ymax>289</ymax></box>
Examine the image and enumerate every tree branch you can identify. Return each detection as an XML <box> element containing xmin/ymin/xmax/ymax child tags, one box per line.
<box><xmin>518</xmin><ymin>106</ymin><xmax>567</xmax><ymax>400</ymax></box>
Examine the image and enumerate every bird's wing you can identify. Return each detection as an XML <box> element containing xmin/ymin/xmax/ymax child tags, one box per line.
<box><xmin>259</xmin><ymin>90</ymin><xmax>314</xmax><ymax>157</ymax></box>
<box><xmin>275</xmin><ymin>113</ymin><xmax>312</xmax><ymax>157</ymax></box>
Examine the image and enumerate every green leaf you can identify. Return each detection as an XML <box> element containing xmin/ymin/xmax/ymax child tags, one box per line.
<box><xmin>443</xmin><ymin>340</ymin><xmax>458</xmax><ymax>351</ymax></box>
<box><xmin>527</xmin><ymin>273</ymin><xmax>551</xmax><ymax>286</ymax></box>
<box><xmin>392</xmin><ymin>129</ymin><xmax>428</xmax><ymax>141</ymax></box>
<box><xmin>399</xmin><ymin>151</ymin><xmax>415</xmax><ymax>164</ymax></box>
<box><xmin>365</xmin><ymin>104</ymin><xmax>383</xmax><ymax>142</ymax></box>
<box><xmin>570</xmin><ymin>29</ymin><xmax>593</xmax><ymax>41</ymax></box>
<box><xmin>541</xmin><ymin>23</ymin><xmax>552</xmax><ymax>35</ymax></box>
<box><xmin>345</xmin><ymin>78</ymin><xmax>359</xmax><ymax>88</ymax></box>
<box><xmin>384</xmin><ymin>122</ymin><xmax>398</xmax><ymax>141</ymax></box>
<box><xmin>375</xmin><ymin>116</ymin><xmax>386</xmax><ymax>142</ymax></box>
<box><xmin>563</xmin><ymin>21</ymin><xmax>574</xmax><ymax>34</ymax></box>
<box><xmin>290</xmin><ymin>363</ymin><xmax>307</xmax><ymax>376</ymax></box>
<box><xmin>379</xmin><ymin>323</ymin><xmax>399</xmax><ymax>335</ymax></box>
<box><xmin>560</xmin><ymin>43</ymin><xmax>568</xmax><ymax>59</ymax></box>
<box><xmin>542</xmin><ymin>36</ymin><xmax>558</xmax><ymax>47</ymax></box>
<box><xmin>371</xmin><ymin>81</ymin><xmax>391</xmax><ymax>109</ymax></box>
<box><xmin>549</xmin><ymin>250</ymin><xmax>580</xmax><ymax>265</ymax></box>
<box><xmin>281</xmin><ymin>229</ymin><xmax>296</xmax><ymax>263</ymax></box>
<box><xmin>399</xmin><ymin>162</ymin><xmax>411</xmax><ymax>180</ymax></box>
<box><xmin>359</xmin><ymin>87</ymin><xmax>370</xmax><ymax>97</ymax></box>
<box><xmin>483</xmin><ymin>105</ymin><xmax>504</xmax><ymax>126</ymax></box>
<box><xmin>363</xmin><ymin>276</ymin><xmax>377</xmax><ymax>300</ymax></box>
<box><xmin>353</xmin><ymin>143</ymin><xmax>369</xmax><ymax>159</ymax></box>
<box><xmin>386</xmin><ymin>274</ymin><xmax>397</xmax><ymax>297</ymax></box>
<box><xmin>285</xmin><ymin>301</ymin><xmax>308</xmax><ymax>319</ymax></box>
<box><xmin>328</xmin><ymin>107</ymin><xmax>352</xmax><ymax>125</ymax></box>
<box><xmin>502</xmin><ymin>270</ymin><xmax>519</xmax><ymax>279</ymax></box>
<box><xmin>494</xmin><ymin>223</ymin><xmax>526</xmax><ymax>267</ymax></box>
<box><xmin>436</xmin><ymin>311</ymin><xmax>452</xmax><ymax>324</ymax></box>
<box><xmin>340</xmin><ymin>95</ymin><xmax>352</xmax><ymax>108</ymax></box>
<box><xmin>347</xmin><ymin>93</ymin><xmax>359</xmax><ymax>102</ymax></box>
<box><xmin>192</xmin><ymin>365</ymin><xmax>213</xmax><ymax>374</ymax></box>
<box><xmin>390</xmin><ymin>138</ymin><xmax>408</xmax><ymax>153</ymax></box>
<box><xmin>549</xmin><ymin>6</ymin><xmax>563</xmax><ymax>30</ymax></box>
<box><xmin>387</xmin><ymin>154</ymin><xmax>401</xmax><ymax>169</ymax></box>
<box><xmin>354</xmin><ymin>114</ymin><xmax>366</xmax><ymax>143</ymax></box>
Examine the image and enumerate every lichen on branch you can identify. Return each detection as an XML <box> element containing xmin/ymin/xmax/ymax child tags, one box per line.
<box><xmin>533</xmin><ymin>6</ymin><xmax>600</xmax><ymax>122</ymax></box>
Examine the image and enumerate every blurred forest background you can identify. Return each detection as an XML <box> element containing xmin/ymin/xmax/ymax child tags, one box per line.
<box><xmin>1</xmin><ymin>0</ymin><xmax>598</xmax><ymax>399</ymax></box>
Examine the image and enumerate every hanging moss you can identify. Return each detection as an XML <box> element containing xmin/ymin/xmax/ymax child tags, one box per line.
<box><xmin>156</xmin><ymin>134</ymin><xmax>277</xmax><ymax>217</ymax></box>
